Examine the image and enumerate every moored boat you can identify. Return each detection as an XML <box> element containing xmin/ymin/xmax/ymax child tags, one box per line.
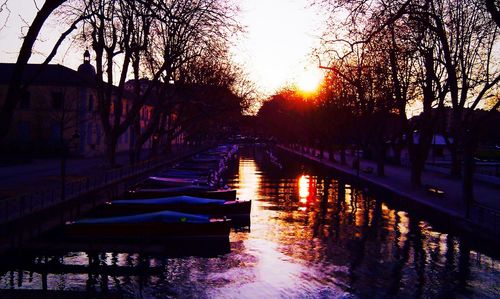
<box><xmin>94</xmin><ymin>196</ymin><xmax>251</xmax><ymax>217</ymax></box>
<box><xmin>137</xmin><ymin>176</ymin><xmax>212</xmax><ymax>189</ymax></box>
<box><xmin>149</xmin><ymin>176</ymin><xmax>208</xmax><ymax>185</ymax></box>
<box><xmin>127</xmin><ymin>185</ymin><xmax>237</xmax><ymax>200</ymax></box>
<box><xmin>65</xmin><ymin>210</ymin><xmax>231</xmax><ymax>240</ymax></box>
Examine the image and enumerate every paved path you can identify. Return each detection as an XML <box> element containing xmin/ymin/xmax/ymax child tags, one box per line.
<box><xmin>0</xmin><ymin>148</ymin><xmax>171</xmax><ymax>199</ymax></box>
<box><xmin>279</xmin><ymin>145</ymin><xmax>500</xmax><ymax>241</ymax></box>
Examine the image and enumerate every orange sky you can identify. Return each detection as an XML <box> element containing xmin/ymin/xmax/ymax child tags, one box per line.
<box><xmin>0</xmin><ymin>0</ymin><xmax>328</xmax><ymax>96</ymax></box>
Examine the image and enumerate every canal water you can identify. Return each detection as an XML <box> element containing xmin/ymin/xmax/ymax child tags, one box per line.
<box><xmin>0</xmin><ymin>145</ymin><xmax>499</xmax><ymax>298</ymax></box>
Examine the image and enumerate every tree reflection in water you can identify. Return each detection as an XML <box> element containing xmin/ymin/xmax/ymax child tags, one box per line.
<box><xmin>0</xmin><ymin>146</ymin><xmax>498</xmax><ymax>298</ymax></box>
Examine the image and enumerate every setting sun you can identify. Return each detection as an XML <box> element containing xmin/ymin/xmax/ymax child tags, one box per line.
<box><xmin>296</xmin><ymin>68</ymin><xmax>323</xmax><ymax>93</ymax></box>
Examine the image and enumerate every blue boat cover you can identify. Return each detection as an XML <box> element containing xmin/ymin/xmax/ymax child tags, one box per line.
<box><xmin>76</xmin><ymin>210</ymin><xmax>211</xmax><ymax>224</ymax></box>
<box><xmin>160</xmin><ymin>170</ymin><xmax>210</xmax><ymax>177</ymax></box>
<box><xmin>149</xmin><ymin>176</ymin><xmax>203</xmax><ymax>183</ymax></box>
<box><xmin>137</xmin><ymin>185</ymin><xmax>211</xmax><ymax>192</ymax></box>
<box><xmin>112</xmin><ymin>196</ymin><xmax>225</xmax><ymax>205</ymax></box>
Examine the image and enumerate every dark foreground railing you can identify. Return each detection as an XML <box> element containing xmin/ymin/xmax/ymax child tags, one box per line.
<box><xmin>0</xmin><ymin>146</ymin><xmax>202</xmax><ymax>224</ymax></box>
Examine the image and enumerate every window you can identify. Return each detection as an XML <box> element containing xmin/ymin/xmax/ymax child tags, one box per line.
<box><xmin>52</xmin><ymin>92</ymin><xmax>63</xmax><ymax>110</ymax></box>
<box><xmin>19</xmin><ymin>91</ymin><xmax>31</xmax><ymax>110</ymax></box>
<box><xmin>88</xmin><ymin>95</ymin><xmax>94</xmax><ymax>112</ymax></box>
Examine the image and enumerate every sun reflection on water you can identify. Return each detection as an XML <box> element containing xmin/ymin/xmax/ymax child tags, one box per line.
<box><xmin>237</xmin><ymin>158</ymin><xmax>262</xmax><ymax>203</ymax></box>
<box><xmin>1</xmin><ymin>147</ymin><xmax>499</xmax><ymax>298</ymax></box>
<box><xmin>298</xmin><ymin>175</ymin><xmax>310</xmax><ymax>203</ymax></box>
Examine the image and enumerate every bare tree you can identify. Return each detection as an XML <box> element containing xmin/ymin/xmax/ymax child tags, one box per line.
<box><xmin>411</xmin><ymin>0</ymin><xmax>499</xmax><ymax>209</ymax></box>
<box><xmin>80</xmin><ymin>0</ymin><xmax>162</xmax><ymax>166</ymax></box>
<box><xmin>486</xmin><ymin>0</ymin><xmax>500</xmax><ymax>28</ymax></box>
<box><xmin>125</xmin><ymin>0</ymin><xmax>242</xmax><ymax>162</ymax></box>
<box><xmin>0</xmin><ymin>0</ymin><xmax>69</xmax><ymax>142</ymax></box>
<box><xmin>0</xmin><ymin>0</ymin><xmax>10</xmax><ymax>32</ymax></box>
<box><xmin>315</xmin><ymin>0</ymin><xmax>499</xmax><ymax>198</ymax></box>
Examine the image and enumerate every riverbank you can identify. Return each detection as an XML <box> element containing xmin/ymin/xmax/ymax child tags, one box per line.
<box><xmin>0</xmin><ymin>145</ymin><xmax>205</xmax><ymax>254</ymax></box>
<box><xmin>278</xmin><ymin>144</ymin><xmax>500</xmax><ymax>248</ymax></box>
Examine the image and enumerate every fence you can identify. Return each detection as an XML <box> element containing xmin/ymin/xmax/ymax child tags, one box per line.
<box><xmin>0</xmin><ymin>147</ymin><xmax>201</xmax><ymax>224</ymax></box>
<box><xmin>471</xmin><ymin>202</ymin><xmax>500</xmax><ymax>239</ymax></box>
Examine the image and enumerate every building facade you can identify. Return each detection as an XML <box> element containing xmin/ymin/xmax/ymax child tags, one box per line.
<box><xmin>0</xmin><ymin>52</ymin><xmax>153</xmax><ymax>157</ymax></box>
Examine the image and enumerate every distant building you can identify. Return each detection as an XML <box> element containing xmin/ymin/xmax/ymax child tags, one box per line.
<box><xmin>0</xmin><ymin>51</ymin><xmax>153</xmax><ymax>157</ymax></box>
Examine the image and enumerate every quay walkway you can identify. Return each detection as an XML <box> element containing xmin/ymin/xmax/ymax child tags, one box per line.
<box><xmin>0</xmin><ymin>145</ymin><xmax>204</xmax><ymax>254</ymax></box>
<box><xmin>279</xmin><ymin>144</ymin><xmax>500</xmax><ymax>246</ymax></box>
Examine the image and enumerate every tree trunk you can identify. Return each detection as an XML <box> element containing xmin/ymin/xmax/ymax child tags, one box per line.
<box><xmin>59</xmin><ymin>121</ymin><xmax>66</xmax><ymax>201</ymax></box>
<box><xmin>374</xmin><ymin>128</ymin><xmax>386</xmax><ymax>176</ymax></box>
<box><xmin>408</xmin><ymin>48</ymin><xmax>436</xmax><ymax>188</ymax></box>
<box><xmin>60</xmin><ymin>147</ymin><xmax>66</xmax><ymax>202</ymax></box>
<box><xmin>410</xmin><ymin>159</ymin><xmax>423</xmax><ymax>187</ymax></box>
<box><xmin>133</xmin><ymin>139</ymin><xmax>142</xmax><ymax>163</ymax></box>
<box><xmin>129</xmin><ymin>118</ymin><xmax>140</xmax><ymax>164</ymax></box>
<box><xmin>376</xmin><ymin>144</ymin><xmax>385</xmax><ymax>177</ymax></box>
<box><xmin>449</xmin><ymin>112</ymin><xmax>463</xmax><ymax>178</ymax></box>
<box><xmin>329</xmin><ymin>148</ymin><xmax>336</xmax><ymax>162</ymax></box>
<box><xmin>392</xmin><ymin>141</ymin><xmax>402</xmax><ymax>165</ymax></box>
<box><xmin>486</xmin><ymin>0</ymin><xmax>500</xmax><ymax>28</ymax></box>
<box><xmin>106</xmin><ymin>135</ymin><xmax>118</xmax><ymax>167</ymax></box>
<box><xmin>340</xmin><ymin>145</ymin><xmax>346</xmax><ymax>164</ymax></box>
<box><xmin>449</xmin><ymin>142</ymin><xmax>462</xmax><ymax>177</ymax></box>
<box><xmin>409</xmin><ymin>141</ymin><xmax>429</xmax><ymax>188</ymax></box>
<box><xmin>151</xmin><ymin>136</ymin><xmax>160</xmax><ymax>157</ymax></box>
<box><xmin>128</xmin><ymin>142</ymin><xmax>135</xmax><ymax>164</ymax></box>
<box><xmin>164</xmin><ymin>139</ymin><xmax>172</xmax><ymax>154</ymax></box>
<box><xmin>462</xmin><ymin>134</ymin><xmax>476</xmax><ymax>218</ymax></box>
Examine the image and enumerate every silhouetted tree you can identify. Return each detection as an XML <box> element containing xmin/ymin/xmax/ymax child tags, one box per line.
<box><xmin>0</xmin><ymin>0</ymin><xmax>89</xmax><ymax>143</ymax></box>
<box><xmin>78</xmin><ymin>0</ymin><xmax>243</xmax><ymax>165</ymax></box>
<box><xmin>315</xmin><ymin>0</ymin><xmax>499</xmax><ymax>195</ymax></box>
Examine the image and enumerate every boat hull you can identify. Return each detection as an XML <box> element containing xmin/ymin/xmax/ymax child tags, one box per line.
<box><xmin>66</xmin><ymin>220</ymin><xmax>230</xmax><ymax>240</ymax></box>
<box><xmin>126</xmin><ymin>188</ymin><xmax>237</xmax><ymax>200</ymax></box>
<box><xmin>95</xmin><ymin>200</ymin><xmax>251</xmax><ymax>218</ymax></box>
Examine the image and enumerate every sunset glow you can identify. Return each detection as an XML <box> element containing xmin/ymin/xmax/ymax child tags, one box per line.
<box><xmin>0</xmin><ymin>0</ymin><xmax>326</xmax><ymax>95</ymax></box>
<box><xmin>296</xmin><ymin>68</ymin><xmax>324</xmax><ymax>93</ymax></box>
<box><xmin>0</xmin><ymin>0</ymin><xmax>497</xmax><ymax>296</ymax></box>
<box><xmin>233</xmin><ymin>0</ymin><xmax>326</xmax><ymax>94</ymax></box>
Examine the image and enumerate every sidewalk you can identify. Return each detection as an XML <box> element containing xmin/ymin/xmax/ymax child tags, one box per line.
<box><xmin>279</xmin><ymin>145</ymin><xmax>500</xmax><ymax>242</ymax></box>
<box><xmin>0</xmin><ymin>147</ymin><xmax>170</xmax><ymax>200</ymax></box>
<box><xmin>0</xmin><ymin>145</ymin><xmax>205</xmax><ymax>253</ymax></box>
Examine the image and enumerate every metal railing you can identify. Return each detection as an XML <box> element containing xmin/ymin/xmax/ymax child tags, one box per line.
<box><xmin>0</xmin><ymin>147</ymin><xmax>201</xmax><ymax>224</ymax></box>
<box><xmin>471</xmin><ymin>202</ymin><xmax>500</xmax><ymax>238</ymax></box>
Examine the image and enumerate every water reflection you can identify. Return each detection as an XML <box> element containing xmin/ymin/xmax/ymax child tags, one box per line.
<box><xmin>237</xmin><ymin>159</ymin><xmax>261</xmax><ymax>202</ymax></box>
<box><xmin>298</xmin><ymin>175</ymin><xmax>310</xmax><ymax>202</ymax></box>
<box><xmin>0</xmin><ymin>146</ymin><xmax>499</xmax><ymax>298</ymax></box>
